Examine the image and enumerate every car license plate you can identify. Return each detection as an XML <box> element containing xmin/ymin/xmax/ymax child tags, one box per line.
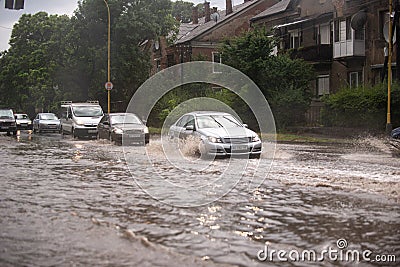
<box><xmin>232</xmin><ymin>145</ymin><xmax>247</xmax><ymax>151</ymax></box>
<box><xmin>88</xmin><ymin>130</ymin><xmax>97</xmax><ymax>133</ymax></box>
<box><xmin>1</xmin><ymin>126</ymin><xmax>9</xmax><ymax>130</ymax></box>
<box><xmin>128</xmin><ymin>134</ymin><xmax>140</xmax><ymax>138</ymax></box>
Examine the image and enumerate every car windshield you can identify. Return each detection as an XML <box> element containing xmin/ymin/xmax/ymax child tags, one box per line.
<box><xmin>111</xmin><ymin>114</ymin><xmax>142</xmax><ymax>125</ymax></box>
<box><xmin>0</xmin><ymin>109</ymin><xmax>13</xmax><ymax>119</ymax></box>
<box><xmin>73</xmin><ymin>106</ymin><xmax>103</xmax><ymax>117</ymax></box>
<box><xmin>16</xmin><ymin>114</ymin><xmax>29</xmax><ymax>119</ymax></box>
<box><xmin>41</xmin><ymin>114</ymin><xmax>58</xmax><ymax>120</ymax></box>
<box><xmin>197</xmin><ymin>115</ymin><xmax>242</xmax><ymax>129</ymax></box>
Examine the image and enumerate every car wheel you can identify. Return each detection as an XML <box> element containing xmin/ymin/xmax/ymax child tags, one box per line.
<box><xmin>250</xmin><ymin>154</ymin><xmax>261</xmax><ymax>159</ymax></box>
<box><xmin>72</xmin><ymin>128</ymin><xmax>77</xmax><ymax>139</ymax></box>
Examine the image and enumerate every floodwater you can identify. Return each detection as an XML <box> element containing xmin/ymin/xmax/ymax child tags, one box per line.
<box><xmin>0</xmin><ymin>132</ymin><xmax>399</xmax><ymax>266</ymax></box>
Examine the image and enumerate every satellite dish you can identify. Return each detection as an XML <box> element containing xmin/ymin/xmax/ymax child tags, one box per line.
<box><xmin>383</xmin><ymin>21</ymin><xmax>397</xmax><ymax>44</ymax></box>
<box><xmin>351</xmin><ymin>10</ymin><xmax>367</xmax><ymax>31</ymax></box>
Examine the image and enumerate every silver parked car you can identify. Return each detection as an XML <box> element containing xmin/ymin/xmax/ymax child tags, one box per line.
<box><xmin>14</xmin><ymin>113</ymin><xmax>32</xmax><ymax>130</ymax></box>
<box><xmin>33</xmin><ymin>113</ymin><xmax>61</xmax><ymax>133</ymax></box>
<box><xmin>168</xmin><ymin>111</ymin><xmax>262</xmax><ymax>158</ymax></box>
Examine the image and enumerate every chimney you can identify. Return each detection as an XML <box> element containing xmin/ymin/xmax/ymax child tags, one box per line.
<box><xmin>204</xmin><ymin>1</ymin><xmax>211</xmax><ymax>23</ymax></box>
<box><xmin>192</xmin><ymin>6</ymin><xmax>198</xmax><ymax>24</ymax></box>
<box><xmin>226</xmin><ymin>0</ymin><xmax>233</xmax><ymax>15</ymax></box>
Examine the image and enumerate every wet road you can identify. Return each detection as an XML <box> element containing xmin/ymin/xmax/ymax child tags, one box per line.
<box><xmin>0</xmin><ymin>132</ymin><xmax>399</xmax><ymax>266</ymax></box>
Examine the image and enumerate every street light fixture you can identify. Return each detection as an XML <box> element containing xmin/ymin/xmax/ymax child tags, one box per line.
<box><xmin>104</xmin><ymin>0</ymin><xmax>111</xmax><ymax>114</ymax></box>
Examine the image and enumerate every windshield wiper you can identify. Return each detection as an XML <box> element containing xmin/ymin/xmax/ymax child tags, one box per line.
<box><xmin>210</xmin><ymin>116</ymin><xmax>224</xmax><ymax>128</ymax></box>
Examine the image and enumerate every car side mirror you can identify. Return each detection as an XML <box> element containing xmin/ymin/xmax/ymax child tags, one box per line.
<box><xmin>185</xmin><ymin>125</ymin><xmax>194</xmax><ymax>131</ymax></box>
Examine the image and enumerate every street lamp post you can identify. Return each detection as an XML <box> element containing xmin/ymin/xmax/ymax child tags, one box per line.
<box><xmin>387</xmin><ymin>0</ymin><xmax>393</xmax><ymax>134</ymax></box>
<box><xmin>104</xmin><ymin>0</ymin><xmax>111</xmax><ymax>114</ymax></box>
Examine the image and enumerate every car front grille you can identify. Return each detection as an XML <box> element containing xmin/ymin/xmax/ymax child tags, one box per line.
<box><xmin>125</xmin><ymin>129</ymin><xmax>143</xmax><ymax>134</ymax></box>
<box><xmin>223</xmin><ymin>137</ymin><xmax>251</xmax><ymax>144</ymax></box>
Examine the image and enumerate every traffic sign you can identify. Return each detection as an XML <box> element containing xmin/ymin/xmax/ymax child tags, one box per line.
<box><xmin>105</xmin><ymin>81</ymin><xmax>113</xmax><ymax>91</ymax></box>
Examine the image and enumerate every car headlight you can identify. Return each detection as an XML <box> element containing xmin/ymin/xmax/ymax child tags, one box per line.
<box><xmin>208</xmin><ymin>136</ymin><xmax>222</xmax><ymax>143</ymax></box>
<box><xmin>251</xmin><ymin>135</ymin><xmax>260</xmax><ymax>142</ymax></box>
<box><xmin>144</xmin><ymin>127</ymin><xmax>149</xmax><ymax>134</ymax></box>
<box><xmin>75</xmin><ymin>119</ymin><xmax>84</xmax><ymax>126</ymax></box>
<box><xmin>114</xmin><ymin>128</ymin><xmax>123</xmax><ymax>134</ymax></box>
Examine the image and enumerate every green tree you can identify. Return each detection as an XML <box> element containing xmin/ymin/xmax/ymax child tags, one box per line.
<box><xmin>172</xmin><ymin>0</ymin><xmax>194</xmax><ymax>23</ymax></box>
<box><xmin>0</xmin><ymin>12</ymin><xmax>71</xmax><ymax>114</ymax></box>
<box><xmin>219</xmin><ymin>27</ymin><xmax>315</xmax><ymax>128</ymax></box>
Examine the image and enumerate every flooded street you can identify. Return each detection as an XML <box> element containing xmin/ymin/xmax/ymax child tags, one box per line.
<box><xmin>0</xmin><ymin>132</ymin><xmax>399</xmax><ymax>266</ymax></box>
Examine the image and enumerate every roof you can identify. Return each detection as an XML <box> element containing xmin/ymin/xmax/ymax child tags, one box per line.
<box><xmin>175</xmin><ymin>0</ymin><xmax>262</xmax><ymax>44</ymax></box>
<box><xmin>251</xmin><ymin>0</ymin><xmax>292</xmax><ymax>21</ymax></box>
<box><xmin>187</xmin><ymin>111</ymin><xmax>232</xmax><ymax>116</ymax></box>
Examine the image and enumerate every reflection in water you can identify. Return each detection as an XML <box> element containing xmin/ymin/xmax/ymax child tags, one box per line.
<box><xmin>0</xmin><ymin>133</ymin><xmax>399</xmax><ymax>266</ymax></box>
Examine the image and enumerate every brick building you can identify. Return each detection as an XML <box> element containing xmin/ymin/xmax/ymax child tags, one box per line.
<box><xmin>251</xmin><ymin>0</ymin><xmax>392</xmax><ymax>124</ymax></box>
<box><xmin>150</xmin><ymin>0</ymin><xmax>279</xmax><ymax>75</ymax></box>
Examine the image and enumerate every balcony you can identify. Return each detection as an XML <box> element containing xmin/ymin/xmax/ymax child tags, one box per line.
<box><xmin>289</xmin><ymin>44</ymin><xmax>333</xmax><ymax>62</ymax></box>
<box><xmin>333</xmin><ymin>39</ymin><xmax>365</xmax><ymax>59</ymax></box>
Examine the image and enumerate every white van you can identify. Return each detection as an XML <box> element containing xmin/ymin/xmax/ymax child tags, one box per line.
<box><xmin>61</xmin><ymin>101</ymin><xmax>104</xmax><ymax>138</ymax></box>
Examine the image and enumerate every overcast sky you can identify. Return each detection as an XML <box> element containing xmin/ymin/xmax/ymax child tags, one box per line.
<box><xmin>0</xmin><ymin>0</ymin><xmax>238</xmax><ymax>52</ymax></box>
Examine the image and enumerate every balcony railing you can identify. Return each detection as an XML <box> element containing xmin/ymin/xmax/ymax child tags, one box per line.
<box><xmin>289</xmin><ymin>44</ymin><xmax>333</xmax><ymax>62</ymax></box>
<box><xmin>333</xmin><ymin>40</ymin><xmax>365</xmax><ymax>58</ymax></box>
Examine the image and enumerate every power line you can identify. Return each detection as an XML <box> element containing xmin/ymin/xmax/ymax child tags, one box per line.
<box><xmin>0</xmin><ymin>25</ymin><xmax>13</xmax><ymax>30</ymax></box>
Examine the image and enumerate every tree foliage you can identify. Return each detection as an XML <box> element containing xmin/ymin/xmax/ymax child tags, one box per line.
<box><xmin>0</xmin><ymin>0</ymin><xmax>178</xmax><ymax>115</ymax></box>
<box><xmin>219</xmin><ymin>27</ymin><xmax>315</xmax><ymax>128</ymax></box>
<box><xmin>172</xmin><ymin>0</ymin><xmax>194</xmax><ymax>23</ymax></box>
<box><xmin>321</xmin><ymin>83</ymin><xmax>400</xmax><ymax>129</ymax></box>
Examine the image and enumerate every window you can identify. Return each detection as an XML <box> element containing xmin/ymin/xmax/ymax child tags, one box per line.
<box><xmin>349</xmin><ymin>71</ymin><xmax>362</xmax><ymax>88</ymax></box>
<box><xmin>212</xmin><ymin>52</ymin><xmax>222</xmax><ymax>73</ymax></box>
<box><xmin>334</xmin><ymin>20</ymin><xmax>339</xmax><ymax>42</ymax></box>
<box><xmin>177</xmin><ymin>115</ymin><xmax>189</xmax><ymax>127</ymax></box>
<box><xmin>167</xmin><ymin>54</ymin><xmax>175</xmax><ymax>67</ymax></box>
<box><xmin>289</xmin><ymin>29</ymin><xmax>301</xmax><ymax>49</ymax></box>
<box><xmin>317</xmin><ymin>75</ymin><xmax>330</xmax><ymax>96</ymax></box>
<box><xmin>156</xmin><ymin>59</ymin><xmax>161</xmax><ymax>72</ymax></box>
<box><xmin>346</xmin><ymin>17</ymin><xmax>352</xmax><ymax>40</ymax></box>
<box><xmin>355</xmin><ymin>27</ymin><xmax>365</xmax><ymax>40</ymax></box>
<box><xmin>315</xmin><ymin>24</ymin><xmax>331</xmax><ymax>44</ymax></box>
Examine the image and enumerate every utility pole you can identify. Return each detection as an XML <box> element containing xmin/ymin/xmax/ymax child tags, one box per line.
<box><xmin>387</xmin><ymin>0</ymin><xmax>393</xmax><ymax>134</ymax></box>
<box><xmin>103</xmin><ymin>0</ymin><xmax>111</xmax><ymax>114</ymax></box>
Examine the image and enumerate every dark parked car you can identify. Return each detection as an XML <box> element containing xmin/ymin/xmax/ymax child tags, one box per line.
<box><xmin>0</xmin><ymin>109</ymin><xmax>17</xmax><ymax>135</ymax></box>
<box><xmin>97</xmin><ymin>113</ymin><xmax>149</xmax><ymax>145</ymax></box>
<box><xmin>392</xmin><ymin>127</ymin><xmax>400</xmax><ymax>139</ymax></box>
<box><xmin>33</xmin><ymin>113</ymin><xmax>61</xmax><ymax>133</ymax></box>
<box><xmin>14</xmin><ymin>113</ymin><xmax>32</xmax><ymax>130</ymax></box>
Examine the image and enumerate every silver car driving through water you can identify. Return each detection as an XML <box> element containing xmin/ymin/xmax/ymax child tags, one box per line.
<box><xmin>168</xmin><ymin>111</ymin><xmax>262</xmax><ymax>158</ymax></box>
